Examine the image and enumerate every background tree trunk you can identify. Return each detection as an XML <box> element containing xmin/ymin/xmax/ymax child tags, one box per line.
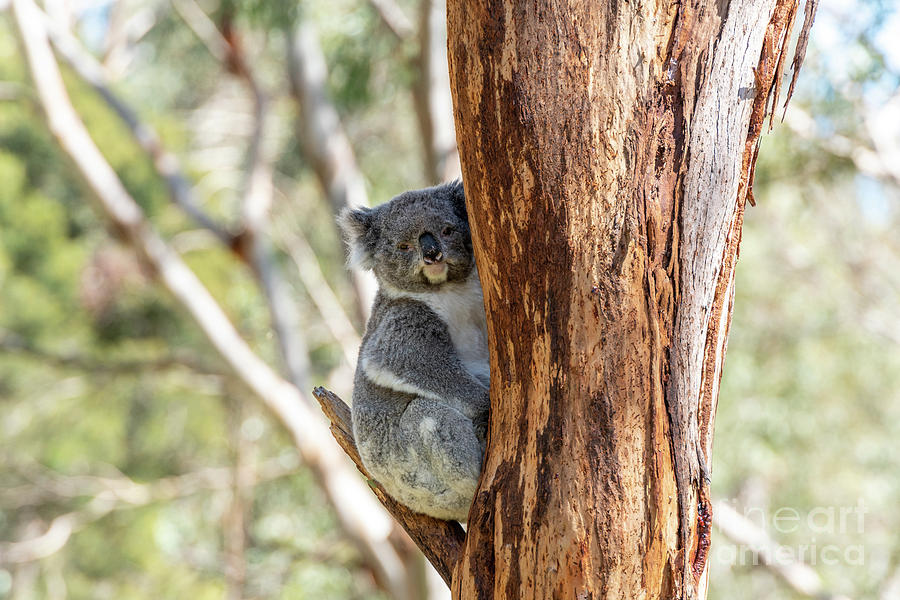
<box><xmin>447</xmin><ymin>1</ymin><xmax>810</xmax><ymax>598</ymax></box>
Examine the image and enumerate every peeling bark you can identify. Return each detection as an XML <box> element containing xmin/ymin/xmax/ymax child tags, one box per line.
<box><xmin>446</xmin><ymin>1</ymin><xmax>812</xmax><ymax>598</ymax></box>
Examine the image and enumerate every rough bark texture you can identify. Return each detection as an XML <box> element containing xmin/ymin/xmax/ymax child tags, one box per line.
<box><xmin>446</xmin><ymin>1</ymin><xmax>808</xmax><ymax>598</ymax></box>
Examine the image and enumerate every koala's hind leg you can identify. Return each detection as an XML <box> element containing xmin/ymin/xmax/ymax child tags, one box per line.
<box><xmin>399</xmin><ymin>398</ymin><xmax>483</xmax><ymax>519</ymax></box>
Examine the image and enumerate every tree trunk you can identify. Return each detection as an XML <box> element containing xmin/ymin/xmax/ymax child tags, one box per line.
<box><xmin>447</xmin><ymin>1</ymin><xmax>808</xmax><ymax>598</ymax></box>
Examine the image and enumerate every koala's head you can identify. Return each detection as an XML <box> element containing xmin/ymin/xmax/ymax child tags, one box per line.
<box><xmin>338</xmin><ymin>181</ymin><xmax>474</xmax><ymax>292</ymax></box>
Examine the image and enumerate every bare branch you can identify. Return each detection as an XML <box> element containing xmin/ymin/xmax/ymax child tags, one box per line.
<box><xmin>286</xmin><ymin>19</ymin><xmax>377</xmax><ymax>320</ymax></box>
<box><xmin>11</xmin><ymin>4</ymin><xmax>409</xmax><ymax>595</ymax></box>
<box><xmin>52</xmin><ymin>0</ymin><xmax>311</xmax><ymax>398</ymax></box>
<box><xmin>170</xmin><ymin>0</ymin><xmax>328</xmax><ymax>392</ymax></box>
<box><xmin>170</xmin><ymin>0</ymin><xmax>228</xmax><ymax>63</ymax></box>
<box><xmin>286</xmin><ymin>21</ymin><xmax>368</xmax><ymax>214</ymax></box>
<box><xmin>222</xmin><ymin>19</ymin><xmax>312</xmax><ymax>392</ymax></box>
<box><xmin>713</xmin><ymin>501</ymin><xmax>852</xmax><ymax>600</ymax></box>
<box><xmin>102</xmin><ymin>2</ymin><xmax>161</xmax><ymax>78</ymax></box>
<box><xmin>231</xmin><ymin>57</ymin><xmax>313</xmax><ymax>393</ymax></box>
<box><xmin>313</xmin><ymin>387</ymin><xmax>466</xmax><ymax>588</ymax></box>
<box><xmin>38</xmin><ymin>8</ymin><xmax>235</xmax><ymax>245</ymax></box>
<box><xmin>273</xmin><ymin>217</ymin><xmax>362</xmax><ymax>369</ymax></box>
<box><xmin>367</xmin><ymin>0</ymin><xmax>415</xmax><ymax>41</ymax></box>
<box><xmin>248</xmin><ymin>234</ymin><xmax>315</xmax><ymax>390</ymax></box>
<box><xmin>224</xmin><ymin>398</ymin><xmax>253</xmax><ymax>600</ymax></box>
<box><xmin>411</xmin><ymin>0</ymin><xmax>460</xmax><ymax>182</ymax></box>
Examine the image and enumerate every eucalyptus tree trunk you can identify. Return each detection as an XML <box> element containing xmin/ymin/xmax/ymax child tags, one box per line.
<box><xmin>446</xmin><ymin>1</ymin><xmax>810</xmax><ymax>598</ymax></box>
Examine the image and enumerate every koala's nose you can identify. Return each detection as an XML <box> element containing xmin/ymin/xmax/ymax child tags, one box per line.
<box><xmin>419</xmin><ymin>232</ymin><xmax>443</xmax><ymax>264</ymax></box>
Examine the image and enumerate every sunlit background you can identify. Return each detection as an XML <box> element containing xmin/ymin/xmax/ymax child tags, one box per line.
<box><xmin>0</xmin><ymin>0</ymin><xmax>898</xmax><ymax>599</ymax></box>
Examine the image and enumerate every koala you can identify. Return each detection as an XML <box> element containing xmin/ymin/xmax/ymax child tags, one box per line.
<box><xmin>338</xmin><ymin>180</ymin><xmax>489</xmax><ymax>522</ymax></box>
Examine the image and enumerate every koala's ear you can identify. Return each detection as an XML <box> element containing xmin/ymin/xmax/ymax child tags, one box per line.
<box><xmin>446</xmin><ymin>179</ymin><xmax>468</xmax><ymax>222</ymax></box>
<box><xmin>338</xmin><ymin>206</ymin><xmax>378</xmax><ymax>270</ymax></box>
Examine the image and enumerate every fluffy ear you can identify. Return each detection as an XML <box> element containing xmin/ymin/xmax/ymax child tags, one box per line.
<box><xmin>445</xmin><ymin>179</ymin><xmax>468</xmax><ymax>222</ymax></box>
<box><xmin>337</xmin><ymin>206</ymin><xmax>378</xmax><ymax>270</ymax></box>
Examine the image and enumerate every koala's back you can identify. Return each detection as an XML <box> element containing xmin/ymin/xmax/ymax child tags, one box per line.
<box><xmin>351</xmin><ymin>374</ymin><xmax>481</xmax><ymax>520</ymax></box>
<box><xmin>351</xmin><ymin>291</ymin><xmax>487</xmax><ymax>520</ymax></box>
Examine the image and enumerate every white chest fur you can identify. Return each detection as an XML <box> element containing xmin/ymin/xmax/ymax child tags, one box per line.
<box><xmin>386</xmin><ymin>273</ymin><xmax>490</xmax><ymax>384</ymax></box>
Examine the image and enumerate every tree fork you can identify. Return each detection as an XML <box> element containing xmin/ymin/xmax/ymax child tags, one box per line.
<box><xmin>446</xmin><ymin>1</ymin><xmax>814</xmax><ymax>598</ymax></box>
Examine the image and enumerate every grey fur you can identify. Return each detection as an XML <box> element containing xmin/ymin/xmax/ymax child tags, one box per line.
<box><xmin>339</xmin><ymin>181</ymin><xmax>489</xmax><ymax>521</ymax></box>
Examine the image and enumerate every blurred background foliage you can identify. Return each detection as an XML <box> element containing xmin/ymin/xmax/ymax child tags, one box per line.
<box><xmin>0</xmin><ymin>0</ymin><xmax>897</xmax><ymax>599</ymax></box>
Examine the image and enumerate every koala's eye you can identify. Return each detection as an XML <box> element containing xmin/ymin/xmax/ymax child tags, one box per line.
<box><xmin>397</xmin><ymin>242</ymin><xmax>412</xmax><ymax>251</ymax></box>
<box><xmin>441</xmin><ymin>225</ymin><xmax>455</xmax><ymax>237</ymax></box>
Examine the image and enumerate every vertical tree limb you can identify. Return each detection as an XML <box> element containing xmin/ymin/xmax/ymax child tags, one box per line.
<box><xmin>273</xmin><ymin>218</ymin><xmax>362</xmax><ymax>369</ymax></box>
<box><xmin>446</xmin><ymin>1</ymin><xmax>816</xmax><ymax>598</ymax></box>
<box><xmin>286</xmin><ymin>19</ymin><xmax>377</xmax><ymax>321</ymax></box>
<box><xmin>224</xmin><ymin>395</ymin><xmax>252</xmax><ymax>600</ymax></box>
<box><xmin>412</xmin><ymin>0</ymin><xmax>460</xmax><ymax>182</ymax></box>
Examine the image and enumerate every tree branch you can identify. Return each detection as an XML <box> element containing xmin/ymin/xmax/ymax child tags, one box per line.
<box><xmin>713</xmin><ymin>501</ymin><xmax>852</xmax><ymax>600</ymax></box>
<box><xmin>170</xmin><ymin>0</ymin><xmax>229</xmax><ymax>63</ymax></box>
<box><xmin>286</xmin><ymin>19</ymin><xmax>377</xmax><ymax>321</ymax></box>
<box><xmin>273</xmin><ymin>214</ymin><xmax>361</xmax><ymax>369</ymax></box>
<box><xmin>205</xmin><ymin>5</ymin><xmax>313</xmax><ymax>393</ymax></box>
<box><xmin>39</xmin><ymin>7</ymin><xmax>235</xmax><ymax>245</ymax></box>
<box><xmin>11</xmin><ymin>3</ymin><xmax>408</xmax><ymax>595</ymax></box>
<box><xmin>411</xmin><ymin>0</ymin><xmax>459</xmax><ymax>182</ymax></box>
<box><xmin>783</xmin><ymin>106</ymin><xmax>900</xmax><ymax>188</ymax></box>
<box><xmin>47</xmin><ymin>0</ymin><xmax>317</xmax><ymax>404</ymax></box>
<box><xmin>313</xmin><ymin>387</ymin><xmax>466</xmax><ymax>587</ymax></box>
<box><xmin>101</xmin><ymin>1</ymin><xmax>160</xmax><ymax>79</ymax></box>
<box><xmin>367</xmin><ymin>0</ymin><xmax>415</xmax><ymax>41</ymax></box>
<box><xmin>224</xmin><ymin>396</ymin><xmax>252</xmax><ymax>600</ymax></box>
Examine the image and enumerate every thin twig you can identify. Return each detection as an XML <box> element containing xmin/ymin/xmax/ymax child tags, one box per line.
<box><xmin>273</xmin><ymin>218</ymin><xmax>361</xmax><ymax>369</ymax></box>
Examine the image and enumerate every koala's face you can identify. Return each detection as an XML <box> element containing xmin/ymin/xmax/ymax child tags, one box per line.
<box><xmin>339</xmin><ymin>181</ymin><xmax>474</xmax><ymax>292</ymax></box>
